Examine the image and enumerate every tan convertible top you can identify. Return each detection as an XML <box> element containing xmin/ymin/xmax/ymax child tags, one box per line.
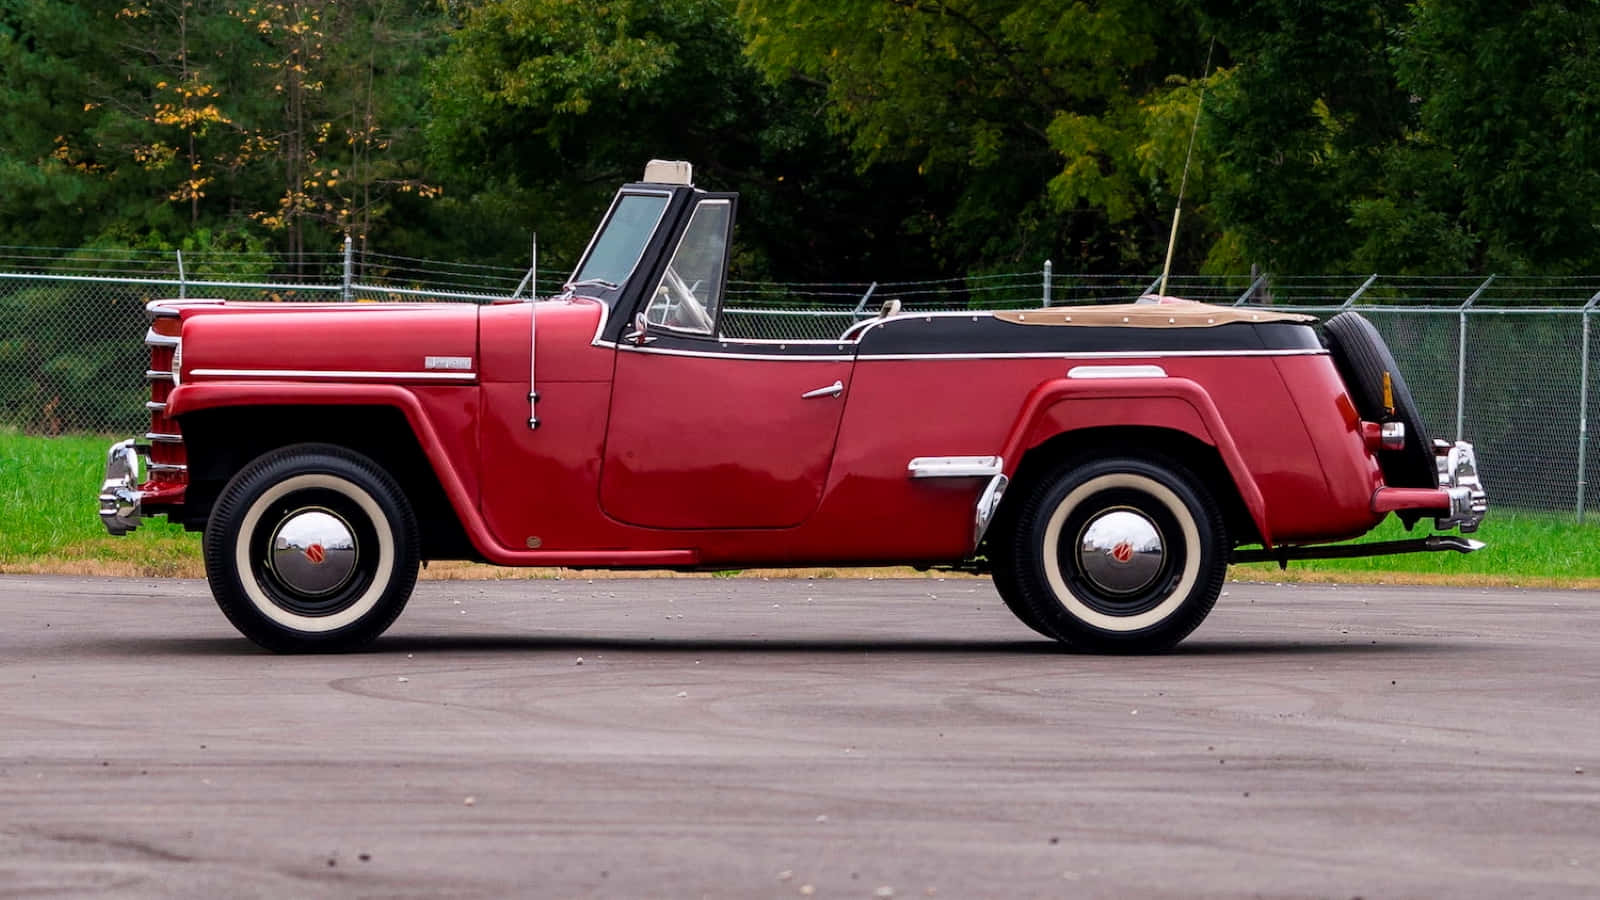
<box><xmin>992</xmin><ymin>297</ymin><xmax>1317</xmax><ymax>328</ymax></box>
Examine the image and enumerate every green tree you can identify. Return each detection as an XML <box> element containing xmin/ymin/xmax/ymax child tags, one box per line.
<box><xmin>425</xmin><ymin>0</ymin><xmax>941</xmax><ymax>279</ymax></box>
<box><xmin>736</xmin><ymin>0</ymin><xmax>1216</xmax><ymax>272</ymax></box>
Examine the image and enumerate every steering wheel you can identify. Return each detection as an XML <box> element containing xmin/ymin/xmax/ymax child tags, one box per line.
<box><xmin>662</xmin><ymin>266</ymin><xmax>714</xmax><ymax>332</ymax></box>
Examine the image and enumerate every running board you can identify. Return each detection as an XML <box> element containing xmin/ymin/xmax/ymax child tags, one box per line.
<box><xmin>1231</xmin><ymin>535</ymin><xmax>1485</xmax><ymax>567</ymax></box>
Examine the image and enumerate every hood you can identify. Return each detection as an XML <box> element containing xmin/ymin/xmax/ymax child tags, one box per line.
<box><xmin>174</xmin><ymin>301</ymin><xmax>481</xmax><ymax>382</ymax></box>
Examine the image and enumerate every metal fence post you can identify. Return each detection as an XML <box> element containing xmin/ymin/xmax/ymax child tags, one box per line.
<box><xmin>1043</xmin><ymin>259</ymin><xmax>1053</xmax><ymax>307</ymax></box>
<box><xmin>1342</xmin><ymin>274</ymin><xmax>1379</xmax><ymax>310</ymax></box>
<box><xmin>175</xmin><ymin>250</ymin><xmax>186</xmax><ymax>300</ymax></box>
<box><xmin>341</xmin><ymin>236</ymin><xmax>353</xmax><ymax>301</ymax></box>
<box><xmin>1577</xmin><ymin>290</ymin><xmax>1600</xmax><ymax>522</ymax></box>
<box><xmin>1457</xmin><ymin>275</ymin><xmax>1495</xmax><ymax>442</ymax></box>
<box><xmin>1233</xmin><ymin>271</ymin><xmax>1267</xmax><ymax>306</ymax></box>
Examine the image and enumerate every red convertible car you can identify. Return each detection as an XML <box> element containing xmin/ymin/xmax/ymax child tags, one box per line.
<box><xmin>100</xmin><ymin>161</ymin><xmax>1486</xmax><ymax>652</ymax></box>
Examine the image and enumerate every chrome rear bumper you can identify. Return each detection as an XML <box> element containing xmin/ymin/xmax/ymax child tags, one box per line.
<box><xmin>99</xmin><ymin>439</ymin><xmax>145</xmax><ymax>535</ymax></box>
<box><xmin>1435</xmin><ymin>440</ymin><xmax>1487</xmax><ymax>533</ymax></box>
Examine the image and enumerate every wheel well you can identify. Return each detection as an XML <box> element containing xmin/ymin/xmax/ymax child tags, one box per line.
<box><xmin>176</xmin><ymin>404</ymin><xmax>479</xmax><ymax>561</ymax></box>
<box><xmin>995</xmin><ymin>426</ymin><xmax>1260</xmax><ymax>548</ymax></box>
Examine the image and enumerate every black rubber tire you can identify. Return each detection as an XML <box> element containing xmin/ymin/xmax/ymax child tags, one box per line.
<box><xmin>998</xmin><ymin>454</ymin><xmax>1228</xmax><ymax>653</ymax></box>
<box><xmin>1322</xmin><ymin>311</ymin><xmax>1437</xmax><ymax>489</ymax></box>
<box><xmin>203</xmin><ymin>444</ymin><xmax>419</xmax><ymax>652</ymax></box>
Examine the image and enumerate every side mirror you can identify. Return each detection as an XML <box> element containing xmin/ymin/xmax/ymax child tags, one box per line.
<box><xmin>625</xmin><ymin>312</ymin><xmax>652</xmax><ymax>345</ymax></box>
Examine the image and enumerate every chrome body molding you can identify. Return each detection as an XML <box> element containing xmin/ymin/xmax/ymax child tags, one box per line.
<box><xmin>1067</xmin><ymin>364</ymin><xmax>1168</xmax><ymax>379</ymax></box>
<box><xmin>145</xmin><ymin>431</ymin><xmax>184</xmax><ymax>444</ymax></box>
<box><xmin>614</xmin><ymin>343</ymin><xmax>854</xmax><ymax>363</ymax></box>
<box><xmin>146</xmin><ymin>400</ymin><xmax>168</xmax><ymax>412</ymax></box>
<box><xmin>145</xmin><ymin>369</ymin><xmax>175</xmax><ymax>382</ymax></box>
<box><xmin>862</xmin><ymin>348</ymin><xmax>1329</xmax><ymax>362</ymax></box>
<box><xmin>908</xmin><ymin>455</ymin><xmax>1004</xmax><ymax>478</ymax></box>
<box><xmin>144</xmin><ymin>328</ymin><xmax>181</xmax><ymax>348</ymax></box>
<box><xmin>188</xmin><ymin>368</ymin><xmax>477</xmax><ymax>381</ymax></box>
<box><xmin>148</xmin><ymin>461</ymin><xmax>188</xmax><ymax>473</ymax></box>
<box><xmin>973</xmin><ymin>473</ymin><xmax>1008</xmax><ymax>547</ymax></box>
<box><xmin>99</xmin><ymin>439</ymin><xmax>144</xmax><ymax>535</ymax></box>
<box><xmin>146</xmin><ymin>298</ymin><xmax>225</xmax><ymax>318</ymax></box>
<box><xmin>1435</xmin><ymin>440</ymin><xmax>1488</xmax><ymax>533</ymax></box>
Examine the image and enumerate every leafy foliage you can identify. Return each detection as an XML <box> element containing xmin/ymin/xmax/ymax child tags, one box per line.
<box><xmin>0</xmin><ymin>0</ymin><xmax>1597</xmax><ymax>276</ymax></box>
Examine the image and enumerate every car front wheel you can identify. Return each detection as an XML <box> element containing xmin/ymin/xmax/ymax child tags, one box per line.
<box><xmin>999</xmin><ymin>454</ymin><xmax>1228</xmax><ymax>652</ymax></box>
<box><xmin>203</xmin><ymin>444</ymin><xmax>419</xmax><ymax>652</ymax></box>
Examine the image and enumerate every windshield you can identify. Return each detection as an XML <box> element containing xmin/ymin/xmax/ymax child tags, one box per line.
<box><xmin>571</xmin><ymin>192</ymin><xmax>670</xmax><ymax>291</ymax></box>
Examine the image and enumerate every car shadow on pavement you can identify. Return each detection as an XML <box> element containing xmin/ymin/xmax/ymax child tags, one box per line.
<box><xmin>73</xmin><ymin>633</ymin><xmax>1467</xmax><ymax>658</ymax></box>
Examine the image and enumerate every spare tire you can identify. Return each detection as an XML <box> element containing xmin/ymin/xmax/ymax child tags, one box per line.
<box><xmin>1322</xmin><ymin>311</ymin><xmax>1437</xmax><ymax>491</ymax></box>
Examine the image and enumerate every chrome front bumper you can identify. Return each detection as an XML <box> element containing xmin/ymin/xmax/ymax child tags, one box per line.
<box><xmin>1435</xmin><ymin>440</ymin><xmax>1487</xmax><ymax>533</ymax></box>
<box><xmin>99</xmin><ymin>439</ymin><xmax>145</xmax><ymax>535</ymax></box>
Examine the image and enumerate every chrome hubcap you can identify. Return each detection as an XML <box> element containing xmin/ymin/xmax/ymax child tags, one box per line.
<box><xmin>269</xmin><ymin>508</ymin><xmax>359</xmax><ymax>597</ymax></box>
<box><xmin>1076</xmin><ymin>508</ymin><xmax>1165</xmax><ymax>595</ymax></box>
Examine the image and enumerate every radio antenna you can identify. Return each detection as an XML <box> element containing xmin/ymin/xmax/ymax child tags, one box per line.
<box><xmin>1158</xmin><ymin>38</ymin><xmax>1216</xmax><ymax>298</ymax></box>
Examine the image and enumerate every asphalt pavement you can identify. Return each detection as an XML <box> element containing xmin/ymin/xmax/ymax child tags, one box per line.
<box><xmin>1</xmin><ymin>574</ymin><xmax>1597</xmax><ymax>898</ymax></box>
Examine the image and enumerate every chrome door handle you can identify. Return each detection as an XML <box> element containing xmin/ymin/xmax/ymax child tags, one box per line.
<box><xmin>801</xmin><ymin>380</ymin><xmax>844</xmax><ymax>399</ymax></box>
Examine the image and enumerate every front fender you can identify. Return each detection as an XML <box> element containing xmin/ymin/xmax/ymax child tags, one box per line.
<box><xmin>164</xmin><ymin>382</ymin><xmax>697</xmax><ymax>568</ymax></box>
<box><xmin>167</xmin><ymin>380</ymin><xmax>477</xmax><ymax>527</ymax></box>
<box><xmin>996</xmin><ymin>376</ymin><xmax>1273</xmax><ymax>548</ymax></box>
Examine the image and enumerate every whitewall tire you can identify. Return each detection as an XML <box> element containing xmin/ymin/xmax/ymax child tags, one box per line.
<box><xmin>203</xmin><ymin>444</ymin><xmax>419</xmax><ymax>652</ymax></box>
<box><xmin>999</xmin><ymin>455</ymin><xmax>1228</xmax><ymax>652</ymax></box>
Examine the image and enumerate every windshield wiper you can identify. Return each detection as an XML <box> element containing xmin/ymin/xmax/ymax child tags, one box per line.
<box><xmin>560</xmin><ymin>277</ymin><xmax>620</xmax><ymax>297</ymax></box>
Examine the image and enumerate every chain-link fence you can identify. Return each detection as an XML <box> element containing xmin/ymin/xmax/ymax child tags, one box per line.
<box><xmin>4</xmin><ymin>248</ymin><xmax>1596</xmax><ymax>518</ymax></box>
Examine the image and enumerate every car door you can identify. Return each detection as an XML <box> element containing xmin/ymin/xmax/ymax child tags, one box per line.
<box><xmin>600</xmin><ymin>194</ymin><xmax>854</xmax><ymax>529</ymax></box>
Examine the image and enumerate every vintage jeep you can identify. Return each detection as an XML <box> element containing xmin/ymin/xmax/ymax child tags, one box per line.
<box><xmin>99</xmin><ymin>160</ymin><xmax>1487</xmax><ymax>653</ymax></box>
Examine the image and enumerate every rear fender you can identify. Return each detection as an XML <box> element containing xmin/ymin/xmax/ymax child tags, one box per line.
<box><xmin>997</xmin><ymin>376</ymin><xmax>1272</xmax><ymax>548</ymax></box>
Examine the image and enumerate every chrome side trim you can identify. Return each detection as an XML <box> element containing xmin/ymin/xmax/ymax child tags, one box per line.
<box><xmin>599</xmin><ymin>344</ymin><xmax>1325</xmax><ymax>362</ymax></box>
<box><xmin>146</xmin><ymin>401</ymin><xmax>168</xmax><ymax>412</ymax></box>
<box><xmin>148</xmin><ymin>462</ymin><xmax>188</xmax><ymax>473</ymax></box>
<box><xmin>187</xmin><ymin>368</ymin><xmax>477</xmax><ymax>381</ymax></box>
<box><xmin>147</xmin><ymin>298</ymin><xmax>225</xmax><ymax>318</ymax></box>
<box><xmin>908</xmin><ymin>455</ymin><xmax>1004</xmax><ymax>478</ymax></box>
<box><xmin>145</xmin><ymin>369</ymin><xmax>175</xmax><ymax>381</ymax></box>
<box><xmin>614</xmin><ymin>344</ymin><xmax>854</xmax><ymax>363</ymax></box>
<box><xmin>1068</xmin><ymin>364</ymin><xmax>1168</xmax><ymax>379</ymax></box>
<box><xmin>863</xmin><ymin>349</ymin><xmax>1329</xmax><ymax>362</ymax></box>
<box><xmin>144</xmin><ymin>328</ymin><xmax>181</xmax><ymax>348</ymax></box>
<box><xmin>145</xmin><ymin>432</ymin><xmax>184</xmax><ymax>444</ymax></box>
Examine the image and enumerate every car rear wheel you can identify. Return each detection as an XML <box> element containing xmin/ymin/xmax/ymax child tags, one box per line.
<box><xmin>203</xmin><ymin>444</ymin><xmax>419</xmax><ymax>652</ymax></box>
<box><xmin>999</xmin><ymin>455</ymin><xmax>1228</xmax><ymax>652</ymax></box>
